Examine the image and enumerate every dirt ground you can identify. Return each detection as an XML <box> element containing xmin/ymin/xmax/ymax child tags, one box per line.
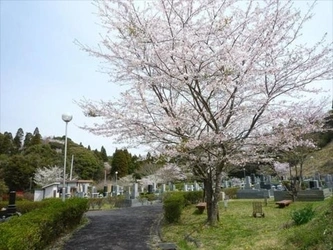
<box><xmin>62</xmin><ymin>203</ymin><xmax>163</xmax><ymax>250</ymax></box>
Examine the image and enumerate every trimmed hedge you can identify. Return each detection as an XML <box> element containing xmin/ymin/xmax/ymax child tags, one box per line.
<box><xmin>163</xmin><ymin>193</ymin><xmax>185</xmax><ymax>223</ymax></box>
<box><xmin>183</xmin><ymin>191</ymin><xmax>203</xmax><ymax>205</ymax></box>
<box><xmin>0</xmin><ymin>198</ymin><xmax>88</xmax><ymax>250</ymax></box>
<box><xmin>0</xmin><ymin>200</ymin><xmax>53</xmax><ymax>215</ymax></box>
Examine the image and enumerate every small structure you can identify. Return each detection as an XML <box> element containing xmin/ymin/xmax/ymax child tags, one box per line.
<box><xmin>195</xmin><ymin>202</ymin><xmax>206</xmax><ymax>214</ymax></box>
<box><xmin>66</xmin><ymin>179</ymin><xmax>94</xmax><ymax>197</ymax></box>
<box><xmin>252</xmin><ymin>201</ymin><xmax>265</xmax><ymax>217</ymax></box>
<box><xmin>275</xmin><ymin>199</ymin><xmax>292</xmax><ymax>208</ymax></box>
<box><xmin>34</xmin><ymin>180</ymin><xmax>94</xmax><ymax>201</ymax></box>
<box><xmin>34</xmin><ymin>182</ymin><xmax>60</xmax><ymax>201</ymax></box>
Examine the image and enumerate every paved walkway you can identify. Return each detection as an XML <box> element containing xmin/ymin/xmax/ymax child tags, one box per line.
<box><xmin>63</xmin><ymin>204</ymin><xmax>163</xmax><ymax>250</ymax></box>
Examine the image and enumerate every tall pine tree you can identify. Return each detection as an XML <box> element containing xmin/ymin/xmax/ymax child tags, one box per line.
<box><xmin>30</xmin><ymin>127</ymin><xmax>42</xmax><ymax>146</ymax></box>
<box><xmin>100</xmin><ymin>146</ymin><xmax>108</xmax><ymax>162</ymax></box>
<box><xmin>111</xmin><ymin>149</ymin><xmax>128</xmax><ymax>178</ymax></box>
<box><xmin>13</xmin><ymin>128</ymin><xmax>24</xmax><ymax>153</ymax></box>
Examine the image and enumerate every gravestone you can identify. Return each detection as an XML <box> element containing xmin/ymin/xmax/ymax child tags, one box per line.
<box><xmin>245</xmin><ymin>176</ymin><xmax>252</xmax><ymax>189</ymax></box>
<box><xmin>250</xmin><ymin>174</ymin><xmax>256</xmax><ymax>184</ymax></box>
<box><xmin>325</xmin><ymin>174</ymin><xmax>333</xmax><ymax>188</ymax></box>
<box><xmin>125</xmin><ymin>186</ymin><xmax>131</xmax><ymax>199</ymax></box>
<box><xmin>309</xmin><ymin>180</ymin><xmax>319</xmax><ymax>189</ymax></box>
<box><xmin>184</xmin><ymin>184</ymin><xmax>188</xmax><ymax>191</ymax></box>
<box><xmin>314</xmin><ymin>173</ymin><xmax>322</xmax><ymax>187</ymax></box>
<box><xmin>148</xmin><ymin>184</ymin><xmax>153</xmax><ymax>194</ymax></box>
<box><xmin>161</xmin><ymin>184</ymin><xmax>166</xmax><ymax>193</ymax></box>
<box><xmin>132</xmin><ymin>183</ymin><xmax>138</xmax><ymax>199</ymax></box>
<box><xmin>260</xmin><ymin>174</ymin><xmax>265</xmax><ymax>188</ymax></box>
<box><xmin>6</xmin><ymin>191</ymin><xmax>17</xmax><ymax>216</ymax></box>
<box><xmin>266</xmin><ymin>175</ymin><xmax>272</xmax><ymax>184</ymax></box>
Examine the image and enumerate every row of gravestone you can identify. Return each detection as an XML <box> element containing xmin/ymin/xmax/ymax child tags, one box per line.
<box><xmin>223</xmin><ymin>173</ymin><xmax>333</xmax><ymax>190</ymax></box>
<box><xmin>78</xmin><ymin>181</ymin><xmax>204</xmax><ymax>199</ymax></box>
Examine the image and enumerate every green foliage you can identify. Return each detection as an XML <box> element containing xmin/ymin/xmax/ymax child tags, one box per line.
<box><xmin>3</xmin><ymin>155</ymin><xmax>36</xmax><ymax>191</ymax></box>
<box><xmin>69</xmin><ymin>146</ymin><xmax>104</xmax><ymax>180</ymax></box>
<box><xmin>29</xmin><ymin>127</ymin><xmax>42</xmax><ymax>146</ymax></box>
<box><xmin>222</xmin><ymin>187</ymin><xmax>239</xmax><ymax>199</ymax></box>
<box><xmin>288</xmin><ymin>198</ymin><xmax>333</xmax><ymax>250</ymax></box>
<box><xmin>290</xmin><ymin>204</ymin><xmax>315</xmax><ymax>225</ymax></box>
<box><xmin>182</xmin><ymin>191</ymin><xmax>203</xmax><ymax>205</ymax></box>
<box><xmin>163</xmin><ymin>192</ymin><xmax>185</xmax><ymax>223</ymax></box>
<box><xmin>13</xmin><ymin>128</ymin><xmax>24</xmax><ymax>153</ymax></box>
<box><xmin>100</xmin><ymin>146</ymin><xmax>108</xmax><ymax>162</ymax></box>
<box><xmin>111</xmin><ymin>149</ymin><xmax>129</xmax><ymax>177</ymax></box>
<box><xmin>139</xmin><ymin>193</ymin><xmax>157</xmax><ymax>204</ymax></box>
<box><xmin>0</xmin><ymin>133</ymin><xmax>14</xmax><ymax>155</ymax></box>
<box><xmin>23</xmin><ymin>132</ymin><xmax>33</xmax><ymax>148</ymax></box>
<box><xmin>88</xmin><ymin>198</ymin><xmax>104</xmax><ymax>210</ymax></box>
<box><xmin>0</xmin><ymin>198</ymin><xmax>88</xmax><ymax>250</ymax></box>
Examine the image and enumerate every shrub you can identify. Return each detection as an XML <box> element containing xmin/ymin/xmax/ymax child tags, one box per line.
<box><xmin>163</xmin><ymin>193</ymin><xmax>185</xmax><ymax>223</ymax></box>
<box><xmin>290</xmin><ymin>205</ymin><xmax>315</xmax><ymax>225</ymax></box>
<box><xmin>183</xmin><ymin>191</ymin><xmax>203</xmax><ymax>205</ymax></box>
<box><xmin>0</xmin><ymin>198</ymin><xmax>88</xmax><ymax>250</ymax></box>
<box><xmin>222</xmin><ymin>187</ymin><xmax>239</xmax><ymax>199</ymax></box>
<box><xmin>88</xmin><ymin>198</ymin><xmax>104</xmax><ymax>210</ymax></box>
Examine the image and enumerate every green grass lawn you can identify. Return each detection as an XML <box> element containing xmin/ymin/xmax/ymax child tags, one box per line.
<box><xmin>160</xmin><ymin>198</ymin><xmax>333</xmax><ymax>250</ymax></box>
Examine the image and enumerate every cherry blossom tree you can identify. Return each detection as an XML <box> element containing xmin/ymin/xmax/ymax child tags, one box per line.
<box><xmin>34</xmin><ymin>166</ymin><xmax>64</xmax><ymax>187</ymax></box>
<box><xmin>78</xmin><ymin>0</ymin><xmax>332</xmax><ymax>225</ymax></box>
<box><xmin>155</xmin><ymin>163</ymin><xmax>187</xmax><ymax>183</ymax></box>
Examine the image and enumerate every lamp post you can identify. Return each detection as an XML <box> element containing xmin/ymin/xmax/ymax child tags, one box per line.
<box><xmin>243</xmin><ymin>167</ymin><xmax>246</xmax><ymax>179</ymax></box>
<box><xmin>115</xmin><ymin>171</ymin><xmax>118</xmax><ymax>196</ymax></box>
<box><xmin>62</xmin><ymin>113</ymin><xmax>73</xmax><ymax>201</ymax></box>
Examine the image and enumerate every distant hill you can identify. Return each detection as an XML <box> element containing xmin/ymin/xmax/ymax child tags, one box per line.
<box><xmin>303</xmin><ymin>141</ymin><xmax>333</xmax><ymax>176</ymax></box>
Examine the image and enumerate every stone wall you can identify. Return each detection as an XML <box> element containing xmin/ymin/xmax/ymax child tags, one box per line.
<box><xmin>274</xmin><ymin>188</ymin><xmax>332</xmax><ymax>201</ymax></box>
<box><xmin>236</xmin><ymin>189</ymin><xmax>270</xmax><ymax>199</ymax></box>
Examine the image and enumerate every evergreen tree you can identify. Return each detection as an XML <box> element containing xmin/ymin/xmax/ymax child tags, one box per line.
<box><xmin>23</xmin><ymin>132</ymin><xmax>33</xmax><ymax>148</ymax></box>
<box><xmin>13</xmin><ymin>128</ymin><xmax>24</xmax><ymax>153</ymax></box>
<box><xmin>69</xmin><ymin>146</ymin><xmax>104</xmax><ymax>181</ymax></box>
<box><xmin>100</xmin><ymin>146</ymin><xmax>108</xmax><ymax>162</ymax></box>
<box><xmin>111</xmin><ymin>149</ymin><xmax>128</xmax><ymax>178</ymax></box>
<box><xmin>30</xmin><ymin>127</ymin><xmax>42</xmax><ymax>146</ymax></box>
<box><xmin>0</xmin><ymin>132</ymin><xmax>14</xmax><ymax>155</ymax></box>
<box><xmin>3</xmin><ymin>154</ymin><xmax>35</xmax><ymax>191</ymax></box>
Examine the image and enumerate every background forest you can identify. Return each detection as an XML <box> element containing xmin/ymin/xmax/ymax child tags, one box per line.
<box><xmin>0</xmin><ymin>127</ymin><xmax>152</xmax><ymax>195</ymax></box>
<box><xmin>0</xmin><ymin>109</ymin><xmax>332</xmax><ymax>197</ymax></box>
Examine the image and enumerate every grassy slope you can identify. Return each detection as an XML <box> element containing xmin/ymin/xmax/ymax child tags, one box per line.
<box><xmin>160</xmin><ymin>198</ymin><xmax>333</xmax><ymax>250</ymax></box>
<box><xmin>303</xmin><ymin>141</ymin><xmax>333</xmax><ymax>176</ymax></box>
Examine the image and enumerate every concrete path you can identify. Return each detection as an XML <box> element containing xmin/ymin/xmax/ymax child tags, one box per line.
<box><xmin>63</xmin><ymin>204</ymin><xmax>163</xmax><ymax>250</ymax></box>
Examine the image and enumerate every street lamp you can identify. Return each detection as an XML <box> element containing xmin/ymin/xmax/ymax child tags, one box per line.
<box><xmin>115</xmin><ymin>171</ymin><xmax>118</xmax><ymax>196</ymax></box>
<box><xmin>243</xmin><ymin>168</ymin><xmax>246</xmax><ymax>179</ymax></box>
<box><xmin>62</xmin><ymin>113</ymin><xmax>73</xmax><ymax>201</ymax></box>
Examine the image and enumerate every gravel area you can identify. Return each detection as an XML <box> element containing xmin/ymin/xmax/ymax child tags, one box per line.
<box><xmin>62</xmin><ymin>204</ymin><xmax>163</xmax><ymax>250</ymax></box>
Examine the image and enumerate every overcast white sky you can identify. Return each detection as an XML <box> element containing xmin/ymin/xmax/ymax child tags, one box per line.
<box><xmin>0</xmin><ymin>0</ymin><xmax>332</xmax><ymax>156</ymax></box>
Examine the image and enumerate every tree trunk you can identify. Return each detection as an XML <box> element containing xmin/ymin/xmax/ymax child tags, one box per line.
<box><xmin>204</xmin><ymin>171</ymin><xmax>221</xmax><ymax>226</ymax></box>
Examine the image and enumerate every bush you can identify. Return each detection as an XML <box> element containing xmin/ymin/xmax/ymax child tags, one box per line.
<box><xmin>287</xmin><ymin>198</ymin><xmax>333</xmax><ymax>249</ymax></box>
<box><xmin>183</xmin><ymin>191</ymin><xmax>203</xmax><ymax>205</ymax></box>
<box><xmin>88</xmin><ymin>198</ymin><xmax>104</xmax><ymax>210</ymax></box>
<box><xmin>222</xmin><ymin>187</ymin><xmax>239</xmax><ymax>199</ymax></box>
<box><xmin>291</xmin><ymin>205</ymin><xmax>315</xmax><ymax>225</ymax></box>
<box><xmin>163</xmin><ymin>193</ymin><xmax>185</xmax><ymax>224</ymax></box>
<box><xmin>1</xmin><ymin>200</ymin><xmax>55</xmax><ymax>215</ymax></box>
<box><xmin>0</xmin><ymin>198</ymin><xmax>88</xmax><ymax>250</ymax></box>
